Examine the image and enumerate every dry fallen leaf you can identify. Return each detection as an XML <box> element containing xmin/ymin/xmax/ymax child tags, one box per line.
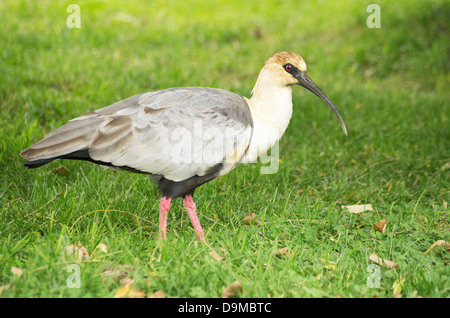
<box><xmin>114</xmin><ymin>283</ymin><xmax>133</xmax><ymax>298</ymax></box>
<box><xmin>128</xmin><ymin>288</ymin><xmax>146</xmax><ymax>298</ymax></box>
<box><xmin>209</xmin><ymin>250</ymin><xmax>226</xmax><ymax>262</ymax></box>
<box><xmin>55</xmin><ymin>166</ymin><xmax>68</xmax><ymax>174</ymax></box>
<box><xmin>273</xmin><ymin>247</ymin><xmax>294</xmax><ymax>258</ymax></box>
<box><xmin>369</xmin><ymin>253</ymin><xmax>398</xmax><ymax>269</ymax></box>
<box><xmin>392</xmin><ymin>278</ymin><xmax>405</xmax><ymax>298</ymax></box>
<box><xmin>221</xmin><ymin>280</ymin><xmax>242</xmax><ymax>298</ymax></box>
<box><xmin>424</xmin><ymin>240</ymin><xmax>450</xmax><ymax>255</ymax></box>
<box><xmin>11</xmin><ymin>266</ymin><xmax>23</xmax><ymax>277</ymax></box>
<box><xmin>373</xmin><ymin>219</ymin><xmax>387</xmax><ymax>233</ymax></box>
<box><xmin>243</xmin><ymin>213</ymin><xmax>262</xmax><ymax>226</ymax></box>
<box><xmin>94</xmin><ymin>243</ymin><xmax>108</xmax><ymax>254</ymax></box>
<box><xmin>114</xmin><ymin>283</ymin><xmax>146</xmax><ymax>298</ymax></box>
<box><xmin>243</xmin><ymin>213</ymin><xmax>255</xmax><ymax>224</ymax></box>
<box><xmin>65</xmin><ymin>242</ymin><xmax>90</xmax><ymax>261</ymax></box>
<box><xmin>344</xmin><ymin>204</ymin><xmax>374</xmax><ymax>214</ymax></box>
<box><xmin>149</xmin><ymin>290</ymin><xmax>165</xmax><ymax>298</ymax></box>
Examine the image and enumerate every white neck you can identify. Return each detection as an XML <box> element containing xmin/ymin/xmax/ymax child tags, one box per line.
<box><xmin>243</xmin><ymin>67</ymin><xmax>294</xmax><ymax>163</ymax></box>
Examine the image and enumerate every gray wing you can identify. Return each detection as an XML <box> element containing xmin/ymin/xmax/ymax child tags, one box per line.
<box><xmin>21</xmin><ymin>87</ymin><xmax>253</xmax><ymax>182</ymax></box>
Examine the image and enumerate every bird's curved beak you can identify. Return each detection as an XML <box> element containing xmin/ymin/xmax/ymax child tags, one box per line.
<box><xmin>295</xmin><ymin>72</ymin><xmax>348</xmax><ymax>136</ymax></box>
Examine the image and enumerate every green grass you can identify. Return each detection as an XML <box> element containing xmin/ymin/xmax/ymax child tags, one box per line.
<box><xmin>1</xmin><ymin>0</ymin><xmax>449</xmax><ymax>298</ymax></box>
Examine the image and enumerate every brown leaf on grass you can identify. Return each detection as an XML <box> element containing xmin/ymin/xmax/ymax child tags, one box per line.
<box><xmin>424</xmin><ymin>240</ymin><xmax>450</xmax><ymax>255</ymax></box>
<box><xmin>344</xmin><ymin>204</ymin><xmax>374</xmax><ymax>214</ymax></box>
<box><xmin>209</xmin><ymin>250</ymin><xmax>226</xmax><ymax>262</ymax></box>
<box><xmin>392</xmin><ymin>278</ymin><xmax>405</xmax><ymax>298</ymax></box>
<box><xmin>11</xmin><ymin>266</ymin><xmax>23</xmax><ymax>277</ymax></box>
<box><xmin>373</xmin><ymin>219</ymin><xmax>387</xmax><ymax>233</ymax></box>
<box><xmin>114</xmin><ymin>283</ymin><xmax>146</xmax><ymax>298</ymax></box>
<box><xmin>243</xmin><ymin>213</ymin><xmax>255</xmax><ymax>224</ymax></box>
<box><xmin>369</xmin><ymin>253</ymin><xmax>398</xmax><ymax>269</ymax></box>
<box><xmin>55</xmin><ymin>166</ymin><xmax>68</xmax><ymax>174</ymax></box>
<box><xmin>149</xmin><ymin>290</ymin><xmax>165</xmax><ymax>298</ymax></box>
<box><xmin>221</xmin><ymin>280</ymin><xmax>242</xmax><ymax>298</ymax></box>
<box><xmin>101</xmin><ymin>265</ymin><xmax>135</xmax><ymax>286</ymax></box>
<box><xmin>114</xmin><ymin>283</ymin><xmax>133</xmax><ymax>298</ymax></box>
<box><xmin>243</xmin><ymin>213</ymin><xmax>262</xmax><ymax>226</ymax></box>
<box><xmin>127</xmin><ymin>288</ymin><xmax>146</xmax><ymax>298</ymax></box>
<box><xmin>273</xmin><ymin>247</ymin><xmax>294</xmax><ymax>258</ymax></box>
<box><xmin>94</xmin><ymin>243</ymin><xmax>108</xmax><ymax>254</ymax></box>
<box><xmin>64</xmin><ymin>242</ymin><xmax>89</xmax><ymax>261</ymax></box>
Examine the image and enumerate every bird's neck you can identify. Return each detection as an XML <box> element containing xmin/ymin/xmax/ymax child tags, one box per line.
<box><xmin>244</xmin><ymin>68</ymin><xmax>294</xmax><ymax>162</ymax></box>
<box><xmin>250</xmin><ymin>69</ymin><xmax>293</xmax><ymax>124</ymax></box>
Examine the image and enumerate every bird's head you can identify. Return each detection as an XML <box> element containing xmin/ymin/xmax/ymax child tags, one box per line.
<box><xmin>265</xmin><ymin>51</ymin><xmax>308</xmax><ymax>86</ymax></box>
<box><xmin>263</xmin><ymin>51</ymin><xmax>348</xmax><ymax>136</ymax></box>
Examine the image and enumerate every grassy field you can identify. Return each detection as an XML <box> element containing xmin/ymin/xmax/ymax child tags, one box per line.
<box><xmin>0</xmin><ymin>0</ymin><xmax>449</xmax><ymax>298</ymax></box>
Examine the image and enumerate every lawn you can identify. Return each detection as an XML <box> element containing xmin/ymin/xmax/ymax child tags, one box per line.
<box><xmin>0</xmin><ymin>0</ymin><xmax>449</xmax><ymax>298</ymax></box>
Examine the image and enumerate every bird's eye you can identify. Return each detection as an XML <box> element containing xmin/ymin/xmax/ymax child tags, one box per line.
<box><xmin>284</xmin><ymin>64</ymin><xmax>293</xmax><ymax>72</ymax></box>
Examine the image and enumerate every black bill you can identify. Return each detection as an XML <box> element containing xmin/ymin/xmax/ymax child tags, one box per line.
<box><xmin>296</xmin><ymin>72</ymin><xmax>348</xmax><ymax>136</ymax></box>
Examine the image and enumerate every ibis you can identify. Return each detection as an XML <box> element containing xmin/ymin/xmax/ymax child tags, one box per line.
<box><xmin>21</xmin><ymin>51</ymin><xmax>347</xmax><ymax>242</ymax></box>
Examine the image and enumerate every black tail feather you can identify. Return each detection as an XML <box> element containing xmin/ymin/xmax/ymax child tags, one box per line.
<box><xmin>23</xmin><ymin>149</ymin><xmax>150</xmax><ymax>176</ymax></box>
<box><xmin>24</xmin><ymin>149</ymin><xmax>111</xmax><ymax>169</ymax></box>
<box><xmin>24</xmin><ymin>158</ymin><xmax>58</xmax><ymax>168</ymax></box>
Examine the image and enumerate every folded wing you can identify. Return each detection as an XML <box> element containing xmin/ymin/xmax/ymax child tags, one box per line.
<box><xmin>21</xmin><ymin>87</ymin><xmax>253</xmax><ymax>182</ymax></box>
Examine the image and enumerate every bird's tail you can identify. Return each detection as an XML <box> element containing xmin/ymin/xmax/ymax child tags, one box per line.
<box><xmin>20</xmin><ymin>116</ymin><xmax>103</xmax><ymax>168</ymax></box>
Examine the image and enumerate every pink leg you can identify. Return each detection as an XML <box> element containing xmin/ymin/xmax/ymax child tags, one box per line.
<box><xmin>158</xmin><ymin>197</ymin><xmax>171</xmax><ymax>240</ymax></box>
<box><xmin>183</xmin><ymin>195</ymin><xmax>206</xmax><ymax>242</ymax></box>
